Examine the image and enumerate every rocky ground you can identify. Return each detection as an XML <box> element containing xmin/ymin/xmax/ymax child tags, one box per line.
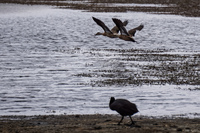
<box><xmin>0</xmin><ymin>115</ymin><xmax>200</xmax><ymax>133</ymax></box>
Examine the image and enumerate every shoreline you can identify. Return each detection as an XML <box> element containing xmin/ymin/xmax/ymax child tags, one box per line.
<box><xmin>1</xmin><ymin>114</ymin><xmax>200</xmax><ymax>132</ymax></box>
<box><xmin>1</xmin><ymin>0</ymin><xmax>200</xmax><ymax>17</ymax></box>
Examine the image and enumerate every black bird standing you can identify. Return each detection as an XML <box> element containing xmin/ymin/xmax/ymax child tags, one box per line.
<box><xmin>109</xmin><ymin>97</ymin><xmax>139</xmax><ymax>125</ymax></box>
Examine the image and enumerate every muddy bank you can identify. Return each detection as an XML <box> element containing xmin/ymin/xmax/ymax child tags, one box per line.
<box><xmin>0</xmin><ymin>114</ymin><xmax>200</xmax><ymax>133</ymax></box>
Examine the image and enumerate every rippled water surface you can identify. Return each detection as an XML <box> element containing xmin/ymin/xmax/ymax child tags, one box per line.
<box><xmin>0</xmin><ymin>4</ymin><xmax>200</xmax><ymax>117</ymax></box>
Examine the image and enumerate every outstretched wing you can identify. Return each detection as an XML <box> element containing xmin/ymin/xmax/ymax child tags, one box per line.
<box><xmin>92</xmin><ymin>17</ymin><xmax>112</xmax><ymax>34</ymax></box>
<box><xmin>111</xmin><ymin>20</ymin><xmax>128</xmax><ymax>34</ymax></box>
<box><xmin>128</xmin><ymin>24</ymin><xmax>144</xmax><ymax>37</ymax></box>
<box><xmin>112</xmin><ymin>18</ymin><xmax>129</xmax><ymax>36</ymax></box>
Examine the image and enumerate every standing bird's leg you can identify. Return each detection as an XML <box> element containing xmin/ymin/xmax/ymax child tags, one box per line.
<box><xmin>118</xmin><ymin>116</ymin><xmax>124</xmax><ymax>125</ymax></box>
<box><xmin>129</xmin><ymin>116</ymin><xmax>135</xmax><ymax>125</ymax></box>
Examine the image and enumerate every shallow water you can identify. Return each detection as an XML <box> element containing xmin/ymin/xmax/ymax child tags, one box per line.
<box><xmin>0</xmin><ymin>4</ymin><xmax>200</xmax><ymax>117</ymax></box>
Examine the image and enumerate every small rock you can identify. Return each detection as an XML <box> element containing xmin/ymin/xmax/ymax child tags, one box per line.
<box><xmin>104</xmin><ymin>119</ymin><xmax>111</xmax><ymax>122</ymax></box>
<box><xmin>177</xmin><ymin>128</ymin><xmax>182</xmax><ymax>131</ymax></box>
<box><xmin>75</xmin><ymin>115</ymin><xmax>80</xmax><ymax>118</ymax></box>
<box><xmin>94</xmin><ymin>126</ymin><xmax>102</xmax><ymax>130</ymax></box>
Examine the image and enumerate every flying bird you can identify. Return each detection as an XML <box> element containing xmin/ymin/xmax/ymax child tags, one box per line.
<box><xmin>109</xmin><ymin>97</ymin><xmax>139</xmax><ymax>125</ymax></box>
<box><xmin>112</xmin><ymin>18</ymin><xmax>143</xmax><ymax>42</ymax></box>
<box><xmin>92</xmin><ymin>17</ymin><xmax>128</xmax><ymax>38</ymax></box>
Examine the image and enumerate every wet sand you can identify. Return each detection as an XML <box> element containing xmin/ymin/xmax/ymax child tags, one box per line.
<box><xmin>1</xmin><ymin>114</ymin><xmax>200</xmax><ymax>133</ymax></box>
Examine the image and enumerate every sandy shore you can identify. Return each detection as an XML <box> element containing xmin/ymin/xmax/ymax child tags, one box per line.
<box><xmin>0</xmin><ymin>114</ymin><xmax>200</xmax><ymax>133</ymax></box>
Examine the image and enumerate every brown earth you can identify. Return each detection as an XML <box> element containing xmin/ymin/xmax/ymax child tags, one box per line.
<box><xmin>0</xmin><ymin>114</ymin><xmax>200</xmax><ymax>133</ymax></box>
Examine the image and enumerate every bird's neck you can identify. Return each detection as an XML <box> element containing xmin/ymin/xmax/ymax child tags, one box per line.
<box><xmin>109</xmin><ymin>98</ymin><xmax>115</xmax><ymax>106</ymax></box>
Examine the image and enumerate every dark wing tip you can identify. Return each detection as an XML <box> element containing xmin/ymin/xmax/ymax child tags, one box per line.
<box><xmin>112</xmin><ymin>18</ymin><xmax>120</xmax><ymax>22</ymax></box>
<box><xmin>112</xmin><ymin>18</ymin><xmax>118</xmax><ymax>22</ymax></box>
<box><xmin>138</xmin><ymin>24</ymin><xmax>144</xmax><ymax>31</ymax></box>
<box><xmin>92</xmin><ymin>16</ymin><xmax>98</xmax><ymax>22</ymax></box>
<box><xmin>112</xmin><ymin>18</ymin><xmax>123</xmax><ymax>27</ymax></box>
<box><xmin>123</xmin><ymin>20</ymin><xmax>128</xmax><ymax>26</ymax></box>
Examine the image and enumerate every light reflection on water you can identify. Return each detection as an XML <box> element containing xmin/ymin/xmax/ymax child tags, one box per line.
<box><xmin>0</xmin><ymin>4</ymin><xmax>200</xmax><ymax>117</ymax></box>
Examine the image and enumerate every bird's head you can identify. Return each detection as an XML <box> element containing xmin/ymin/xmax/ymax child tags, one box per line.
<box><xmin>109</xmin><ymin>97</ymin><xmax>115</xmax><ymax>105</ymax></box>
